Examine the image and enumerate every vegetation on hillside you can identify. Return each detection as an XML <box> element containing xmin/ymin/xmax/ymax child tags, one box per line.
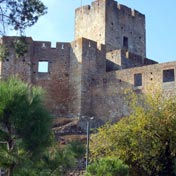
<box><xmin>89</xmin><ymin>91</ymin><xmax>176</xmax><ymax>176</ymax></box>
<box><xmin>86</xmin><ymin>157</ymin><xmax>129</xmax><ymax>176</ymax></box>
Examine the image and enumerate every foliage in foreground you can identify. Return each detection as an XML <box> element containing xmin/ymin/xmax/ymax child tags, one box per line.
<box><xmin>0</xmin><ymin>0</ymin><xmax>47</xmax><ymax>34</ymax></box>
<box><xmin>66</xmin><ymin>140</ymin><xmax>86</xmax><ymax>159</ymax></box>
<box><xmin>0</xmin><ymin>78</ymin><xmax>87</xmax><ymax>175</ymax></box>
<box><xmin>90</xmin><ymin>92</ymin><xmax>176</xmax><ymax>176</ymax></box>
<box><xmin>0</xmin><ymin>77</ymin><xmax>52</xmax><ymax>175</ymax></box>
<box><xmin>13</xmin><ymin>143</ymin><xmax>77</xmax><ymax>176</ymax></box>
<box><xmin>86</xmin><ymin>157</ymin><xmax>129</xmax><ymax>176</ymax></box>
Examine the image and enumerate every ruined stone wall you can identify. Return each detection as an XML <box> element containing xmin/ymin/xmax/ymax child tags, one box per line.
<box><xmin>91</xmin><ymin>62</ymin><xmax>176</xmax><ymax>123</ymax></box>
<box><xmin>0</xmin><ymin>36</ymin><xmax>33</xmax><ymax>83</ymax></box>
<box><xmin>0</xmin><ymin>36</ymin><xmax>71</xmax><ymax>117</ymax></box>
<box><xmin>31</xmin><ymin>41</ymin><xmax>71</xmax><ymax>117</ymax></box>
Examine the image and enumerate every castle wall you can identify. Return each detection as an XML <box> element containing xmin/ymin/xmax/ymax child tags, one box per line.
<box><xmin>0</xmin><ymin>0</ymin><xmax>175</xmax><ymax>126</ymax></box>
<box><xmin>31</xmin><ymin>41</ymin><xmax>71</xmax><ymax>117</ymax></box>
<box><xmin>0</xmin><ymin>36</ymin><xmax>33</xmax><ymax>83</ymax></box>
<box><xmin>69</xmin><ymin>39</ymin><xmax>83</xmax><ymax>117</ymax></box>
<box><xmin>91</xmin><ymin>62</ymin><xmax>176</xmax><ymax>123</ymax></box>
<box><xmin>81</xmin><ymin>38</ymin><xmax>106</xmax><ymax>117</ymax></box>
<box><xmin>1</xmin><ymin>36</ymin><xmax>175</xmax><ymax>123</ymax></box>
<box><xmin>69</xmin><ymin>38</ymin><xmax>106</xmax><ymax>118</ymax></box>
<box><xmin>106</xmin><ymin>49</ymin><xmax>157</xmax><ymax>71</ymax></box>
<box><xmin>91</xmin><ymin>72</ymin><xmax>130</xmax><ymax>124</ymax></box>
<box><xmin>0</xmin><ymin>36</ymin><xmax>71</xmax><ymax>117</ymax></box>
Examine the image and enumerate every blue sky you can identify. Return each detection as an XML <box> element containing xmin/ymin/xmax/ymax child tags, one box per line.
<box><xmin>9</xmin><ymin>0</ymin><xmax>176</xmax><ymax>63</ymax></box>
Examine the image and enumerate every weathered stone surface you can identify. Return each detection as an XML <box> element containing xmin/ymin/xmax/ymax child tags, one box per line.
<box><xmin>0</xmin><ymin>0</ymin><xmax>176</xmax><ymax>127</ymax></box>
<box><xmin>75</xmin><ymin>0</ymin><xmax>146</xmax><ymax>57</ymax></box>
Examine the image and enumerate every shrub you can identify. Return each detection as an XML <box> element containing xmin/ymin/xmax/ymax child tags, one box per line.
<box><xmin>86</xmin><ymin>157</ymin><xmax>129</xmax><ymax>176</ymax></box>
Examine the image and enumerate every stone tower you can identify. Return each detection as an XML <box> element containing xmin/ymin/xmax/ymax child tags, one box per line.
<box><xmin>75</xmin><ymin>0</ymin><xmax>146</xmax><ymax>57</ymax></box>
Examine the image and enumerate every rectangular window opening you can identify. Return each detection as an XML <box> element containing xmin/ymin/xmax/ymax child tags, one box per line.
<box><xmin>123</xmin><ymin>36</ymin><xmax>128</xmax><ymax>49</ymax></box>
<box><xmin>38</xmin><ymin>61</ymin><xmax>49</xmax><ymax>73</ymax></box>
<box><xmin>134</xmin><ymin>73</ymin><xmax>142</xmax><ymax>86</ymax></box>
<box><xmin>163</xmin><ymin>69</ymin><xmax>175</xmax><ymax>82</ymax></box>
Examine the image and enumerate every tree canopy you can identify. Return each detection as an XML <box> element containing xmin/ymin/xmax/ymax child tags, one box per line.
<box><xmin>0</xmin><ymin>0</ymin><xmax>47</xmax><ymax>35</ymax></box>
<box><xmin>0</xmin><ymin>77</ymin><xmax>52</xmax><ymax>175</ymax></box>
<box><xmin>90</xmin><ymin>92</ymin><xmax>176</xmax><ymax>176</ymax></box>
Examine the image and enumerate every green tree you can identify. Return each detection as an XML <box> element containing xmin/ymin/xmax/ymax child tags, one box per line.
<box><xmin>66</xmin><ymin>140</ymin><xmax>86</xmax><ymax>159</ymax></box>
<box><xmin>90</xmin><ymin>92</ymin><xmax>176</xmax><ymax>176</ymax></box>
<box><xmin>86</xmin><ymin>157</ymin><xmax>129</xmax><ymax>176</ymax></box>
<box><xmin>0</xmin><ymin>77</ymin><xmax>52</xmax><ymax>176</ymax></box>
<box><xmin>13</xmin><ymin>143</ymin><xmax>77</xmax><ymax>176</ymax></box>
<box><xmin>0</xmin><ymin>0</ymin><xmax>47</xmax><ymax>35</ymax></box>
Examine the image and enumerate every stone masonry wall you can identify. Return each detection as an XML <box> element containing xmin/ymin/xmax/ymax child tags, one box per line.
<box><xmin>31</xmin><ymin>41</ymin><xmax>71</xmax><ymax>117</ymax></box>
<box><xmin>81</xmin><ymin>38</ymin><xmax>106</xmax><ymax>117</ymax></box>
<box><xmin>106</xmin><ymin>49</ymin><xmax>157</xmax><ymax>72</ymax></box>
<box><xmin>91</xmin><ymin>62</ymin><xmax>176</xmax><ymax>123</ymax></box>
<box><xmin>105</xmin><ymin>1</ymin><xmax>146</xmax><ymax>57</ymax></box>
<box><xmin>75</xmin><ymin>0</ymin><xmax>146</xmax><ymax>58</ymax></box>
<box><xmin>75</xmin><ymin>0</ymin><xmax>106</xmax><ymax>49</ymax></box>
<box><xmin>69</xmin><ymin>39</ymin><xmax>83</xmax><ymax>117</ymax></box>
<box><xmin>0</xmin><ymin>0</ymin><xmax>176</xmax><ymax>126</ymax></box>
<box><xmin>69</xmin><ymin>38</ymin><xmax>106</xmax><ymax>118</ymax></box>
<box><xmin>0</xmin><ymin>36</ymin><xmax>71</xmax><ymax>117</ymax></box>
<box><xmin>0</xmin><ymin>36</ymin><xmax>33</xmax><ymax>83</ymax></box>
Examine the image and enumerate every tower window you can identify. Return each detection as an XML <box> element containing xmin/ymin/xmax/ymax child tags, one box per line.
<box><xmin>38</xmin><ymin>61</ymin><xmax>49</xmax><ymax>73</ymax></box>
<box><xmin>123</xmin><ymin>36</ymin><xmax>128</xmax><ymax>49</ymax></box>
<box><xmin>163</xmin><ymin>69</ymin><xmax>175</xmax><ymax>82</ymax></box>
<box><xmin>134</xmin><ymin>73</ymin><xmax>142</xmax><ymax>86</ymax></box>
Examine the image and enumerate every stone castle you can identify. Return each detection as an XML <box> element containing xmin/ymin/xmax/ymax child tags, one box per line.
<box><xmin>0</xmin><ymin>0</ymin><xmax>176</xmax><ymax>125</ymax></box>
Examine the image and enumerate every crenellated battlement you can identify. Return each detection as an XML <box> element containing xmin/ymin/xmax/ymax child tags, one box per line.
<box><xmin>75</xmin><ymin>5</ymin><xmax>91</xmax><ymax>15</ymax></box>
<box><xmin>1</xmin><ymin>36</ymin><xmax>71</xmax><ymax>53</ymax></box>
<box><xmin>117</xmin><ymin>4</ymin><xmax>144</xmax><ymax>18</ymax></box>
<box><xmin>75</xmin><ymin>0</ymin><xmax>144</xmax><ymax>19</ymax></box>
<box><xmin>33</xmin><ymin>41</ymin><xmax>70</xmax><ymax>51</ymax></box>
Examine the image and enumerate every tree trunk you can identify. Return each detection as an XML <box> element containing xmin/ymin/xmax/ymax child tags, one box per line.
<box><xmin>7</xmin><ymin>139</ymin><xmax>15</xmax><ymax>176</ymax></box>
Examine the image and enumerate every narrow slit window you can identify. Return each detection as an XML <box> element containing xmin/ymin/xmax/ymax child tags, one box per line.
<box><xmin>123</xmin><ymin>36</ymin><xmax>128</xmax><ymax>49</ymax></box>
<box><xmin>38</xmin><ymin>61</ymin><xmax>49</xmax><ymax>73</ymax></box>
<box><xmin>134</xmin><ymin>73</ymin><xmax>142</xmax><ymax>86</ymax></box>
<box><xmin>163</xmin><ymin>69</ymin><xmax>175</xmax><ymax>82</ymax></box>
